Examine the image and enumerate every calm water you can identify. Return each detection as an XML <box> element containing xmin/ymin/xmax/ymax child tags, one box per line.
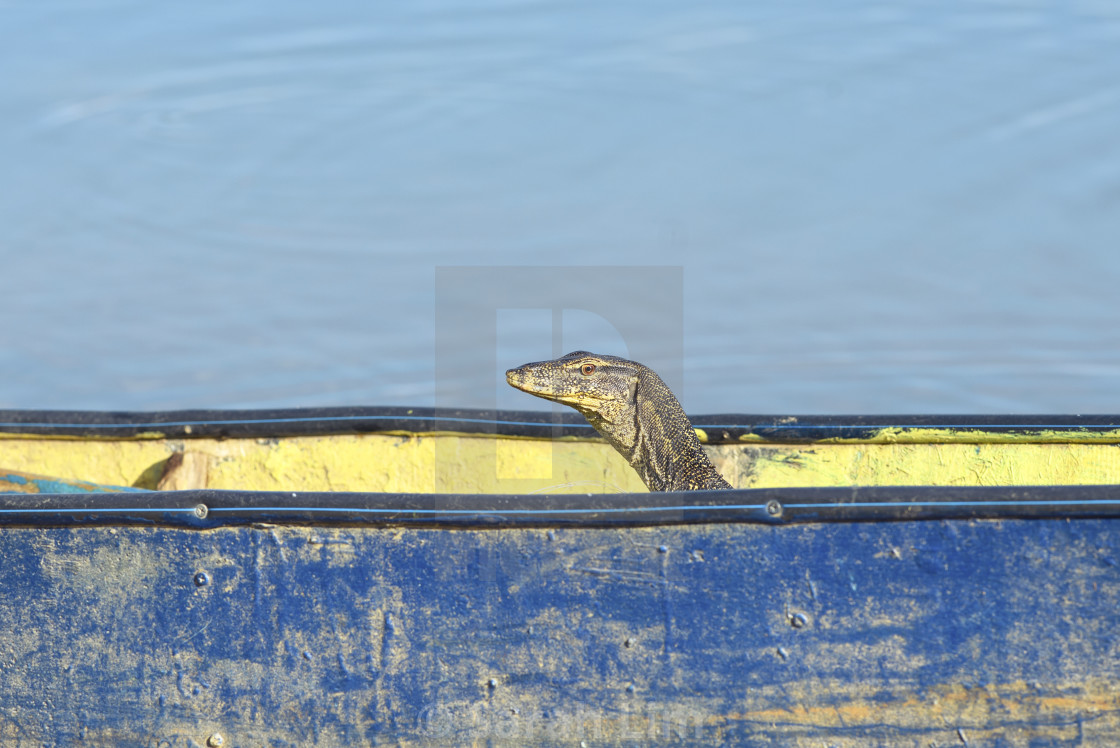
<box><xmin>3</xmin><ymin>1</ymin><xmax>1120</xmax><ymax>414</ymax></box>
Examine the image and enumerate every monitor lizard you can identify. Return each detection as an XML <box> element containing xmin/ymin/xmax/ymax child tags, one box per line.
<box><xmin>506</xmin><ymin>351</ymin><xmax>732</xmax><ymax>491</ymax></box>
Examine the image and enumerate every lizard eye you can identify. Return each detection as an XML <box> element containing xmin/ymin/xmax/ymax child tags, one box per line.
<box><xmin>580</xmin><ymin>363</ymin><xmax>596</xmax><ymax>376</ymax></box>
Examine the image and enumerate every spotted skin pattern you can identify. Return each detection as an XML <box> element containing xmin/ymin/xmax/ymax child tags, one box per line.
<box><xmin>506</xmin><ymin>351</ymin><xmax>732</xmax><ymax>492</ymax></box>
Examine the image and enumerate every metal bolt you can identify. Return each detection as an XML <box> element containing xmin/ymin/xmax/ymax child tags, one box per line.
<box><xmin>207</xmin><ymin>733</ymin><xmax>224</xmax><ymax>748</ymax></box>
<box><xmin>790</xmin><ymin>612</ymin><xmax>808</xmax><ymax>629</ymax></box>
<box><xmin>193</xmin><ymin>571</ymin><xmax>210</xmax><ymax>587</ymax></box>
<box><xmin>766</xmin><ymin>500</ymin><xmax>782</xmax><ymax>517</ymax></box>
<box><xmin>193</xmin><ymin>504</ymin><xmax>209</xmax><ymax>519</ymax></box>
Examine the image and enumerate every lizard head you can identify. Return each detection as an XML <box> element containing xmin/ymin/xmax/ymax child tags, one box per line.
<box><xmin>505</xmin><ymin>351</ymin><xmax>641</xmax><ymax>422</ymax></box>
<box><xmin>506</xmin><ymin>350</ymin><xmax>731</xmax><ymax>491</ymax></box>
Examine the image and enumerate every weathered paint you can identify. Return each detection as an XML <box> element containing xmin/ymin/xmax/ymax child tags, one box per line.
<box><xmin>712</xmin><ymin>441</ymin><xmax>1120</xmax><ymax>488</ymax></box>
<box><xmin>0</xmin><ymin>435</ymin><xmax>171</xmax><ymax>487</ymax></box>
<box><xmin>0</xmin><ymin>433</ymin><xmax>647</xmax><ymax>494</ymax></box>
<box><xmin>0</xmin><ymin>518</ymin><xmax>1117</xmax><ymax>745</ymax></box>
<box><xmin>5</xmin><ymin>431</ymin><xmax>1120</xmax><ymax>493</ymax></box>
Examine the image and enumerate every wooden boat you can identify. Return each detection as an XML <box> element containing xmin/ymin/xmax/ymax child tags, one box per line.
<box><xmin>2</xmin><ymin>407</ymin><xmax>1119</xmax><ymax>746</ymax></box>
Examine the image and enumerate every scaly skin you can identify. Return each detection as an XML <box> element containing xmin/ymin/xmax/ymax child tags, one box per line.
<box><xmin>506</xmin><ymin>351</ymin><xmax>732</xmax><ymax>492</ymax></box>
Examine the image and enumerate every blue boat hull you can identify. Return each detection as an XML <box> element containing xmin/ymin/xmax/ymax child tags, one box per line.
<box><xmin>2</xmin><ymin>517</ymin><xmax>1117</xmax><ymax>746</ymax></box>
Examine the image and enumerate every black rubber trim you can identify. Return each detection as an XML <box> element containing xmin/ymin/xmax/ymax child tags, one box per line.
<box><xmin>2</xmin><ymin>408</ymin><xmax>1120</xmax><ymax>442</ymax></box>
<box><xmin>0</xmin><ymin>407</ymin><xmax>594</xmax><ymax>439</ymax></box>
<box><xmin>691</xmin><ymin>414</ymin><xmax>1120</xmax><ymax>442</ymax></box>
<box><xmin>2</xmin><ymin>485</ymin><xmax>1120</xmax><ymax>528</ymax></box>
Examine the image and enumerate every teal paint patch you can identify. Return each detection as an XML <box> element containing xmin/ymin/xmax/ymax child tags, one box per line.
<box><xmin>0</xmin><ymin>470</ymin><xmax>148</xmax><ymax>494</ymax></box>
<box><xmin>28</xmin><ymin>477</ymin><xmax>146</xmax><ymax>494</ymax></box>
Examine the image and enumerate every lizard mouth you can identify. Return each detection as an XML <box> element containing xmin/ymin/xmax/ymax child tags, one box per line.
<box><xmin>504</xmin><ymin>367</ymin><xmax>534</xmax><ymax>392</ymax></box>
<box><xmin>506</xmin><ymin>366</ymin><xmax>588</xmax><ymax>408</ymax></box>
<box><xmin>505</xmin><ymin>366</ymin><xmax>550</xmax><ymax>397</ymax></box>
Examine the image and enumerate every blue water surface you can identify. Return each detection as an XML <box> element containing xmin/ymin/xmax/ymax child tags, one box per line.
<box><xmin>2</xmin><ymin>1</ymin><xmax>1120</xmax><ymax>414</ymax></box>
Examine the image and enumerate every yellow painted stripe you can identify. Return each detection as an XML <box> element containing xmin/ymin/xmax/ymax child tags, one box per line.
<box><xmin>2</xmin><ymin>430</ymin><xmax>1118</xmax><ymax>492</ymax></box>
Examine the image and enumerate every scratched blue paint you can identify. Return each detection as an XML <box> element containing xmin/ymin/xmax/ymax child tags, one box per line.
<box><xmin>0</xmin><ymin>519</ymin><xmax>1117</xmax><ymax>745</ymax></box>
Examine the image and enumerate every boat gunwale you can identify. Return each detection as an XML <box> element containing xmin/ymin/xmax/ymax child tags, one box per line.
<box><xmin>3</xmin><ymin>484</ymin><xmax>1120</xmax><ymax>528</ymax></box>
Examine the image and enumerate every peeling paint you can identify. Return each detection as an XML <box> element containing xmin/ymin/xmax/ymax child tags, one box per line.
<box><xmin>714</xmin><ymin>441</ymin><xmax>1120</xmax><ymax>488</ymax></box>
<box><xmin>0</xmin><ymin>520</ymin><xmax>1117</xmax><ymax>745</ymax></box>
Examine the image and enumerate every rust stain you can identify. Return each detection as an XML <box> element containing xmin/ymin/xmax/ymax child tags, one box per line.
<box><xmin>718</xmin><ymin>678</ymin><xmax>1119</xmax><ymax>729</ymax></box>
